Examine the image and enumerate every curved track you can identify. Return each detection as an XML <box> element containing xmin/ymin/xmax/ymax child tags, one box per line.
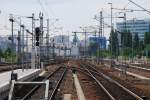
<box><xmin>78</xmin><ymin>62</ymin><xmax>143</xmax><ymax>100</ymax></box>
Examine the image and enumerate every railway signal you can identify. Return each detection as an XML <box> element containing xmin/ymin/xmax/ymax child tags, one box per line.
<box><xmin>35</xmin><ymin>27</ymin><xmax>40</xmax><ymax>46</ymax></box>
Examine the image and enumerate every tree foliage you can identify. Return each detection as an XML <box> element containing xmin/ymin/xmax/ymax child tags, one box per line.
<box><xmin>0</xmin><ymin>48</ymin><xmax>3</xmax><ymax>58</ymax></box>
<box><xmin>109</xmin><ymin>29</ymin><xmax>119</xmax><ymax>58</ymax></box>
<box><xmin>122</xmin><ymin>30</ymin><xmax>132</xmax><ymax>48</ymax></box>
<box><xmin>133</xmin><ymin>33</ymin><xmax>139</xmax><ymax>49</ymax></box>
<box><xmin>143</xmin><ymin>32</ymin><xmax>150</xmax><ymax>57</ymax></box>
<box><xmin>4</xmin><ymin>47</ymin><xmax>12</xmax><ymax>57</ymax></box>
<box><xmin>144</xmin><ymin>32</ymin><xmax>150</xmax><ymax>45</ymax></box>
<box><xmin>119</xmin><ymin>30</ymin><xmax>132</xmax><ymax>57</ymax></box>
<box><xmin>88</xmin><ymin>41</ymin><xmax>99</xmax><ymax>56</ymax></box>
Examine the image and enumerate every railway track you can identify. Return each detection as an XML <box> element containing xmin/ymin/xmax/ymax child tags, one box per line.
<box><xmin>11</xmin><ymin>66</ymin><xmax>67</xmax><ymax>100</ymax></box>
<box><xmin>104</xmin><ymin>60</ymin><xmax>150</xmax><ymax>72</ymax></box>
<box><xmin>78</xmin><ymin>62</ymin><xmax>143</xmax><ymax>100</ymax></box>
<box><xmin>71</xmin><ymin>67</ymin><xmax>111</xmax><ymax>100</ymax></box>
<box><xmin>103</xmin><ymin>61</ymin><xmax>150</xmax><ymax>79</ymax></box>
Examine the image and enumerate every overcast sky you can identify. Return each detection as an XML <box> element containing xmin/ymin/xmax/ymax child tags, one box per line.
<box><xmin>0</xmin><ymin>0</ymin><xmax>150</xmax><ymax>39</ymax></box>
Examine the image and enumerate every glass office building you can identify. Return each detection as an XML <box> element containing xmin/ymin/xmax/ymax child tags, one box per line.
<box><xmin>116</xmin><ymin>19</ymin><xmax>150</xmax><ymax>41</ymax></box>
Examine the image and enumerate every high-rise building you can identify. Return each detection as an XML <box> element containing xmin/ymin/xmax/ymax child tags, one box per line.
<box><xmin>78</xmin><ymin>37</ymin><xmax>106</xmax><ymax>57</ymax></box>
<box><xmin>50</xmin><ymin>35</ymin><xmax>79</xmax><ymax>57</ymax></box>
<box><xmin>116</xmin><ymin>19</ymin><xmax>150</xmax><ymax>41</ymax></box>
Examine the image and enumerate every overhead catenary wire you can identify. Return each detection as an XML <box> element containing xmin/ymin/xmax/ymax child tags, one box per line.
<box><xmin>37</xmin><ymin>0</ymin><xmax>50</xmax><ymax>18</ymax></box>
<box><xmin>44</xmin><ymin>0</ymin><xmax>57</xmax><ymax>17</ymax></box>
<box><xmin>128</xmin><ymin>0</ymin><xmax>150</xmax><ymax>14</ymax></box>
<box><xmin>123</xmin><ymin>1</ymin><xmax>131</xmax><ymax>9</ymax></box>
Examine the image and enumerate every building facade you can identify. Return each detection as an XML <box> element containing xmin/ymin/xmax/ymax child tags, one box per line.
<box><xmin>50</xmin><ymin>35</ymin><xmax>79</xmax><ymax>57</ymax></box>
<box><xmin>89</xmin><ymin>37</ymin><xmax>106</xmax><ymax>49</ymax></box>
<box><xmin>78</xmin><ymin>37</ymin><xmax>106</xmax><ymax>57</ymax></box>
<box><xmin>116</xmin><ymin>19</ymin><xmax>150</xmax><ymax>41</ymax></box>
<box><xmin>52</xmin><ymin>35</ymin><xmax>69</xmax><ymax>44</ymax></box>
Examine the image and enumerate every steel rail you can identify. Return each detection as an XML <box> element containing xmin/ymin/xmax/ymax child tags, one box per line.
<box><xmin>78</xmin><ymin>63</ymin><xmax>116</xmax><ymax>100</ymax></box>
<box><xmin>21</xmin><ymin>66</ymin><xmax>66</xmax><ymax>100</ymax></box>
<box><xmin>84</xmin><ymin>62</ymin><xmax>143</xmax><ymax>100</ymax></box>
<box><xmin>48</xmin><ymin>67</ymin><xmax>67</xmax><ymax>100</ymax></box>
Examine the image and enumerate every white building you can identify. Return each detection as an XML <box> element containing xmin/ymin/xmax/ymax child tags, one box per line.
<box><xmin>51</xmin><ymin>35</ymin><xmax>80</xmax><ymax>57</ymax></box>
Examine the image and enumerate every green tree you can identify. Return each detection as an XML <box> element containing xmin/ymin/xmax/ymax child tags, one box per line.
<box><xmin>4</xmin><ymin>47</ymin><xmax>12</xmax><ymax>58</ymax></box>
<box><xmin>121</xmin><ymin>30</ymin><xmax>132</xmax><ymax>57</ymax></box>
<box><xmin>88</xmin><ymin>41</ymin><xmax>99</xmax><ymax>56</ymax></box>
<box><xmin>109</xmin><ymin>29</ymin><xmax>119</xmax><ymax>58</ymax></box>
<box><xmin>123</xmin><ymin>30</ymin><xmax>132</xmax><ymax>48</ymax></box>
<box><xmin>144</xmin><ymin>32</ymin><xmax>150</xmax><ymax>45</ymax></box>
<box><xmin>0</xmin><ymin>49</ymin><xmax>3</xmax><ymax>57</ymax></box>
<box><xmin>144</xmin><ymin>32</ymin><xmax>150</xmax><ymax>57</ymax></box>
<box><xmin>0</xmin><ymin>49</ymin><xmax>4</xmax><ymax>62</ymax></box>
<box><xmin>139</xmin><ymin>41</ymin><xmax>145</xmax><ymax>51</ymax></box>
<box><xmin>133</xmin><ymin>33</ymin><xmax>139</xmax><ymax>49</ymax></box>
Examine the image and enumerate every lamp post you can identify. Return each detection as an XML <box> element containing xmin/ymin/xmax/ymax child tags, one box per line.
<box><xmin>26</xmin><ymin>14</ymin><xmax>35</xmax><ymax>51</ymax></box>
<box><xmin>131</xmin><ymin>18</ymin><xmax>136</xmax><ymax>63</ymax></box>
<box><xmin>20</xmin><ymin>25</ymin><xmax>25</xmax><ymax>70</ymax></box>
<box><xmin>79</xmin><ymin>27</ymin><xmax>88</xmax><ymax>60</ymax></box>
<box><xmin>108</xmin><ymin>3</ymin><xmax>113</xmax><ymax>67</ymax></box>
<box><xmin>94</xmin><ymin>11</ymin><xmax>103</xmax><ymax>64</ymax></box>
<box><xmin>9</xmin><ymin>14</ymin><xmax>17</xmax><ymax>80</ymax></box>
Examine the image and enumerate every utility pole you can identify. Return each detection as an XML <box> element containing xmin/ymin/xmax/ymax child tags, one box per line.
<box><xmin>124</xmin><ymin>12</ymin><xmax>127</xmax><ymax>65</ymax></box>
<box><xmin>94</xmin><ymin>30</ymin><xmax>97</xmax><ymax>60</ymax></box>
<box><xmin>132</xmin><ymin>18</ymin><xmax>135</xmax><ymax>63</ymax></box>
<box><xmin>9</xmin><ymin>14</ymin><xmax>18</xmax><ymax>81</ymax></box>
<box><xmin>64</xmin><ymin>45</ymin><xmax>66</xmax><ymax>59</ymax></box>
<box><xmin>9</xmin><ymin>14</ymin><xmax>15</xmax><ymax>77</ymax></box>
<box><xmin>46</xmin><ymin>19</ymin><xmax>50</xmax><ymax>62</ymax></box>
<box><xmin>32</xmin><ymin>14</ymin><xmax>35</xmax><ymax>48</ymax></box>
<box><xmin>85</xmin><ymin>30</ymin><xmax>87</xmax><ymax>60</ymax></box>
<box><xmin>98</xmin><ymin>11</ymin><xmax>103</xmax><ymax>64</ymax></box>
<box><xmin>26</xmin><ymin>13</ymin><xmax>36</xmax><ymax>68</ymax></box>
<box><xmin>67</xmin><ymin>31</ymin><xmax>70</xmax><ymax>59</ymax></box>
<box><xmin>79</xmin><ymin>27</ymin><xmax>88</xmax><ymax>60</ymax></box>
<box><xmin>18</xmin><ymin>17</ymin><xmax>24</xmax><ymax>69</ymax></box>
<box><xmin>122</xmin><ymin>12</ymin><xmax>127</xmax><ymax>65</ymax></box>
<box><xmin>18</xmin><ymin>17</ymin><xmax>22</xmax><ymax>66</ymax></box>
<box><xmin>39</xmin><ymin>12</ymin><xmax>44</xmax><ymax>68</ymax></box>
<box><xmin>52</xmin><ymin>38</ymin><xmax>55</xmax><ymax>59</ymax></box>
<box><xmin>59</xmin><ymin>46</ymin><xmax>60</xmax><ymax>57</ymax></box>
<box><xmin>70</xmin><ymin>46</ymin><xmax>72</xmax><ymax>58</ymax></box>
<box><xmin>21</xmin><ymin>25</ymin><xmax>25</xmax><ymax>70</ymax></box>
<box><xmin>25</xmin><ymin>27</ymin><xmax>28</xmax><ymax>65</ymax></box>
<box><xmin>17</xmin><ymin>31</ymin><xmax>21</xmax><ymax>65</ymax></box>
<box><xmin>108</xmin><ymin>3</ymin><xmax>113</xmax><ymax>67</ymax></box>
<box><xmin>31</xmin><ymin>13</ymin><xmax>36</xmax><ymax>69</ymax></box>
